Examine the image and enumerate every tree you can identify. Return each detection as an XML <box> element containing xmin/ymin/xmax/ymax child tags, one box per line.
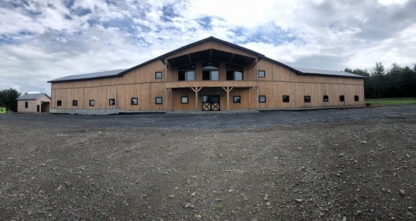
<box><xmin>372</xmin><ymin>62</ymin><xmax>385</xmax><ymax>98</ymax></box>
<box><xmin>0</xmin><ymin>88</ymin><xmax>21</xmax><ymax>112</ymax></box>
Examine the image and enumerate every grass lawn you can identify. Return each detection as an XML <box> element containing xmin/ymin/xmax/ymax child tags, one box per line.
<box><xmin>365</xmin><ymin>98</ymin><xmax>416</xmax><ymax>106</ymax></box>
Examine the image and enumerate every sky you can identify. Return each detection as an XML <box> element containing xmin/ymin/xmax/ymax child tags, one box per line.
<box><xmin>1</xmin><ymin>0</ymin><xmax>415</xmax><ymax>95</ymax></box>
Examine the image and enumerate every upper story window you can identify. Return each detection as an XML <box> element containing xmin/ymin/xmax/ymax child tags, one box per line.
<box><xmin>226</xmin><ymin>64</ymin><xmax>244</xmax><ymax>81</ymax></box>
<box><xmin>178</xmin><ymin>64</ymin><xmax>196</xmax><ymax>81</ymax></box>
<box><xmin>155</xmin><ymin>72</ymin><xmax>162</xmax><ymax>79</ymax></box>
<box><xmin>258</xmin><ymin>70</ymin><xmax>265</xmax><ymax>78</ymax></box>
<box><xmin>202</xmin><ymin>61</ymin><xmax>219</xmax><ymax>81</ymax></box>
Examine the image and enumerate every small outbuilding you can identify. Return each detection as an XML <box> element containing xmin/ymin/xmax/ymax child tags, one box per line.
<box><xmin>16</xmin><ymin>93</ymin><xmax>51</xmax><ymax>113</ymax></box>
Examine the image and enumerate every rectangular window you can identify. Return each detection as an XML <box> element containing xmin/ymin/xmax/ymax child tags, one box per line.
<box><xmin>283</xmin><ymin>95</ymin><xmax>290</xmax><ymax>103</ymax></box>
<box><xmin>354</xmin><ymin>95</ymin><xmax>359</xmax><ymax>102</ymax></box>
<box><xmin>323</xmin><ymin>95</ymin><xmax>329</xmax><ymax>102</ymax></box>
<box><xmin>304</xmin><ymin>96</ymin><xmax>311</xmax><ymax>103</ymax></box>
<box><xmin>233</xmin><ymin>96</ymin><xmax>241</xmax><ymax>103</ymax></box>
<box><xmin>25</xmin><ymin>102</ymin><xmax>28</xmax><ymax>108</ymax></box>
<box><xmin>259</xmin><ymin>95</ymin><xmax>266</xmax><ymax>103</ymax></box>
<box><xmin>258</xmin><ymin>70</ymin><xmax>265</xmax><ymax>78</ymax></box>
<box><xmin>89</xmin><ymin>100</ymin><xmax>95</xmax><ymax>106</ymax></box>
<box><xmin>109</xmin><ymin>99</ymin><xmax>115</xmax><ymax>106</ymax></box>
<box><xmin>340</xmin><ymin>95</ymin><xmax>345</xmax><ymax>102</ymax></box>
<box><xmin>155</xmin><ymin>72</ymin><xmax>162</xmax><ymax>79</ymax></box>
<box><xmin>178</xmin><ymin>71</ymin><xmax>195</xmax><ymax>81</ymax></box>
<box><xmin>181</xmin><ymin>96</ymin><xmax>188</xmax><ymax>104</ymax></box>
<box><xmin>226</xmin><ymin>71</ymin><xmax>243</xmax><ymax>80</ymax></box>
<box><xmin>155</xmin><ymin>97</ymin><xmax>163</xmax><ymax>104</ymax></box>
<box><xmin>131</xmin><ymin>98</ymin><xmax>138</xmax><ymax>105</ymax></box>
<box><xmin>203</xmin><ymin>71</ymin><xmax>220</xmax><ymax>80</ymax></box>
<box><xmin>72</xmin><ymin>100</ymin><xmax>78</xmax><ymax>106</ymax></box>
<box><xmin>57</xmin><ymin>100</ymin><xmax>62</xmax><ymax>106</ymax></box>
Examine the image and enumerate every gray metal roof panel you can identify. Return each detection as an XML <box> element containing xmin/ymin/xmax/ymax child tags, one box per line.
<box><xmin>48</xmin><ymin>69</ymin><xmax>127</xmax><ymax>83</ymax></box>
<box><xmin>17</xmin><ymin>93</ymin><xmax>48</xmax><ymax>100</ymax></box>
<box><xmin>292</xmin><ymin>67</ymin><xmax>366</xmax><ymax>78</ymax></box>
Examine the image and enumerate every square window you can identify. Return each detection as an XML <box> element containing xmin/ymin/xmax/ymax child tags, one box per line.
<box><xmin>155</xmin><ymin>97</ymin><xmax>163</xmax><ymax>104</ymax></box>
<box><xmin>323</xmin><ymin>95</ymin><xmax>329</xmax><ymax>102</ymax></box>
<box><xmin>340</xmin><ymin>95</ymin><xmax>345</xmax><ymax>102</ymax></box>
<box><xmin>89</xmin><ymin>100</ymin><xmax>95</xmax><ymax>106</ymax></box>
<box><xmin>72</xmin><ymin>100</ymin><xmax>78</xmax><ymax>106</ymax></box>
<box><xmin>283</xmin><ymin>95</ymin><xmax>290</xmax><ymax>103</ymax></box>
<box><xmin>234</xmin><ymin>71</ymin><xmax>243</xmax><ymax>81</ymax></box>
<box><xmin>233</xmin><ymin>96</ymin><xmax>241</xmax><ymax>103</ymax></box>
<box><xmin>131</xmin><ymin>98</ymin><xmax>138</xmax><ymax>105</ymax></box>
<box><xmin>259</xmin><ymin>95</ymin><xmax>266</xmax><ymax>103</ymax></box>
<box><xmin>155</xmin><ymin>72</ymin><xmax>162</xmax><ymax>79</ymax></box>
<box><xmin>354</xmin><ymin>95</ymin><xmax>359</xmax><ymax>102</ymax></box>
<box><xmin>57</xmin><ymin>100</ymin><xmax>62</xmax><ymax>106</ymax></box>
<box><xmin>25</xmin><ymin>102</ymin><xmax>28</xmax><ymax>108</ymax></box>
<box><xmin>181</xmin><ymin>96</ymin><xmax>188</xmax><ymax>104</ymax></box>
<box><xmin>258</xmin><ymin>70</ymin><xmax>265</xmax><ymax>78</ymax></box>
<box><xmin>109</xmin><ymin>99</ymin><xmax>115</xmax><ymax>106</ymax></box>
<box><xmin>304</xmin><ymin>96</ymin><xmax>311</xmax><ymax>103</ymax></box>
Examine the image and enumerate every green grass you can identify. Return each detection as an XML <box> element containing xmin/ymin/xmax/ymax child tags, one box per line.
<box><xmin>365</xmin><ymin>98</ymin><xmax>416</xmax><ymax>106</ymax></box>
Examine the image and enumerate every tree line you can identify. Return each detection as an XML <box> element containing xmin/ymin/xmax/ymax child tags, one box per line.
<box><xmin>345</xmin><ymin>63</ymin><xmax>416</xmax><ymax>99</ymax></box>
<box><xmin>0</xmin><ymin>88</ymin><xmax>20</xmax><ymax>112</ymax></box>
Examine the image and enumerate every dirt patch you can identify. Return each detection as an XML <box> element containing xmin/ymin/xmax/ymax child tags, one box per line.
<box><xmin>0</xmin><ymin>113</ymin><xmax>416</xmax><ymax>220</ymax></box>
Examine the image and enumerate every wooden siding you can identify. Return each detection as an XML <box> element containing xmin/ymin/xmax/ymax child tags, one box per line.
<box><xmin>17</xmin><ymin>95</ymin><xmax>51</xmax><ymax>113</ymax></box>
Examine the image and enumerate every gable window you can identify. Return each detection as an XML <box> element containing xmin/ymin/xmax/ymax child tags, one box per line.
<box><xmin>72</xmin><ymin>100</ymin><xmax>78</xmax><ymax>106</ymax></box>
<box><xmin>258</xmin><ymin>70</ymin><xmax>265</xmax><ymax>78</ymax></box>
<box><xmin>283</xmin><ymin>95</ymin><xmax>290</xmax><ymax>103</ymax></box>
<box><xmin>155</xmin><ymin>72</ymin><xmax>162</xmax><ymax>79</ymax></box>
<box><xmin>340</xmin><ymin>95</ymin><xmax>345</xmax><ymax>102</ymax></box>
<box><xmin>155</xmin><ymin>97</ymin><xmax>163</xmax><ymax>104</ymax></box>
<box><xmin>202</xmin><ymin>61</ymin><xmax>220</xmax><ymax>81</ymax></box>
<box><xmin>25</xmin><ymin>102</ymin><xmax>28</xmax><ymax>108</ymax></box>
<box><xmin>354</xmin><ymin>95</ymin><xmax>359</xmax><ymax>102</ymax></box>
<box><xmin>57</xmin><ymin>100</ymin><xmax>62</xmax><ymax>106</ymax></box>
<box><xmin>181</xmin><ymin>96</ymin><xmax>188</xmax><ymax>104</ymax></box>
<box><xmin>109</xmin><ymin>99</ymin><xmax>115</xmax><ymax>106</ymax></box>
<box><xmin>259</xmin><ymin>95</ymin><xmax>266</xmax><ymax>103</ymax></box>
<box><xmin>304</xmin><ymin>96</ymin><xmax>311</xmax><ymax>103</ymax></box>
<box><xmin>226</xmin><ymin>64</ymin><xmax>244</xmax><ymax>81</ymax></box>
<box><xmin>89</xmin><ymin>100</ymin><xmax>95</xmax><ymax>106</ymax></box>
<box><xmin>131</xmin><ymin>98</ymin><xmax>138</xmax><ymax>105</ymax></box>
<box><xmin>178</xmin><ymin>64</ymin><xmax>196</xmax><ymax>81</ymax></box>
<box><xmin>323</xmin><ymin>95</ymin><xmax>329</xmax><ymax>102</ymax></box>
<box><xmin>233</xmin><ymin>96</ymin><xmax>241</xmax><ymax>103</ymax></box>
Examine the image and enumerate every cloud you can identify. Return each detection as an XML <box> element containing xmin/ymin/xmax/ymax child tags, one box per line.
<box><xmin>0</xmin><ymin>0</ymin><xmax>415</xmax><ymax>95</ymax></box>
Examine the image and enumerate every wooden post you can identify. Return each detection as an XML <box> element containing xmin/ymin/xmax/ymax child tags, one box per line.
<box><xmin>191</xmin><ymin>87</ymin><xmax>202</xmax><ymax>110</ymax></box>
<box><xmin>253</xmin><ymin>86</ymin><xmax>258</xmax><ymax>110</ymax></box>
<box><xmin>222</xmin><ymin>87</ymin><xmax>233</xmax><ymax>111</ymax></box>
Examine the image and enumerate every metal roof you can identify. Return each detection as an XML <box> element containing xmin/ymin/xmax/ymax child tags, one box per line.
<box><xmin>292</xmin><ymin>67</ymin><xmax>366</xmax><ymax>79</ymax></box>
<box><xmin>48</xmin><ymin>69</ymin><xmax>127</xmax><ymax>83</ymax></box>
<box><xmin>16</xmin><ymin>93</ymin><xmax>50</xmax><ymax>100</ymax></box>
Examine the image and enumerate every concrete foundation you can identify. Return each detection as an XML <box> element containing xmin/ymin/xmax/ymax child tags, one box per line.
<box><xmin>51</xmin><ymin>108</ymin><xmax>123</xmax><ymax>115</ymax></box>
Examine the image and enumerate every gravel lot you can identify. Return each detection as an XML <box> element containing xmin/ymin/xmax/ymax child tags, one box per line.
<box><xmin>1</xmin><ymin>105</ymin><xmax>416</xmax><ymax>220</ymax></box>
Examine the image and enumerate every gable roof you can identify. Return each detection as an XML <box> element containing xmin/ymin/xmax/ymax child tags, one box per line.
<box><xmin>48</xmin><ymin>36</ymin><xmax>365</xmax><ymax>83</ymax></box>
<box><xmin>16</xmin><ymin>93</ymin><xmax>51</xmax><ymax>100</ymax></box>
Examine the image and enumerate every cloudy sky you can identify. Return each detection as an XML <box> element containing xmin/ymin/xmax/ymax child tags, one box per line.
<box><xmin>1</xmin><ymin>0</ymin><xmax>415</xmax><ymax>95</ymax></box>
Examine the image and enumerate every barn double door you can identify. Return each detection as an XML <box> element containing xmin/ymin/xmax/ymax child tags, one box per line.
<box><xmin>202</xmin><ymin>95</ymin><xmax>220</xmax><ymax>111</ymax></box>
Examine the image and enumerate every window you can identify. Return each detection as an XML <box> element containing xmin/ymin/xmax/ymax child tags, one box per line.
<box><xmin>259</xmin><ymin>95</ymin><xmax>266</xmax><ymax>103</ymax></box>
<box><xmin>181</xmin><ymin>96</ymin><xmax>188</xmax><ymax>104</ymax></box>
<box><xmin>89</xmin><ymin>100</ymin><xmax>95</xmax><ymax>106</ymax></box>
<box><xmin>72</xmin><ymin>100</ymin><xmax>78</xmax><ymax>106</ymax></box>
<box><xmin>304</xmin><ymin>96</ymin><xmax>311</xmax><ymax>103</ymax></box>
<box><xmin>233</xmin><ymin>96</ymin><xmax>241</xmax><ymax>103</ymax></box>
<box><xmin>323</xmin><ymin>95</ymin><xmax>329</xmax><ymax>102</ymax></box>
<box><xmin>155</xmin><ymin>97</ymin><xmax>163</xmax><ymax>104</ymax></box>
<box><xmin>258</xmin><ymin>70</ymin><xmax>265</xmax><ymax>78</ymax></box>
<box><xmin>283</xmin><ymin>95</ymin><xmax>290</xmax><ymax>103</ymax></box>
<box><xmin>25</xmin><ymin>102</ymin><xmax>28</xmax><ymax>108</ymax></box>
<box><xmin>340</xmin><ymin>95</ymin><xmax>345</xmax><ymax>102</ymax></box>
<box><xmin>57</xmin><ymin>100</ymin><xmax>62</xmax><ymax>106</ymax></box>
<box><xmin>226</xmin><ymin>64</ymin><xmax>244</xmax><ymax>81</ymax></box>
<box><xmin>155</xmin><ymin>72</ymin><xmax>162</xmax><ymax>79</ymax></box>
<box><xmin>202</xmin><ymin>61</ymin><xmax>220</xmax><ymax>81</ymax></box>
<box><xmin>178</xmin><ymin>64</ymin><xmax>196</xmax><ymax>81</ymax></box>
<box><xmin>131</xmin><ymin>98</ymin><xmax>138</xmax><ymax>105</ymax></box>
<box><xmin>109</xmin><ymin>99</ymin><xmax>115</xmax><ymax>106</ymax></box>
<box><xmin>354</xmin><ymin>95</ymin><xmax>359</xmax><ymax>102</ymax></box>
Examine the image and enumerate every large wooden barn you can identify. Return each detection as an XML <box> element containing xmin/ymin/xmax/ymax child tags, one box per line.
<box><xmin>48</xmin><ymin>37</ymin><xmax>365</xmax><ymax>114</ymax></box>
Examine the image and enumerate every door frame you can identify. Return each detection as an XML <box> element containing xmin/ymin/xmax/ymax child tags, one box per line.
<box><xmin>202</xmin><ymin>95</ymin><xmax>221</xmax><ymax>111</ymax></box>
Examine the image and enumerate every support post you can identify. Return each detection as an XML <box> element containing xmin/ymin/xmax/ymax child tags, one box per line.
<box><xmin>222</xmin><ymin>87</ymin><xmax>233</xmax><ymax>111</ymax></box>
<box><xmin>191</xmin><ymin>87</ymin><xmax>202</xmax><ymax>110</ymax></box>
